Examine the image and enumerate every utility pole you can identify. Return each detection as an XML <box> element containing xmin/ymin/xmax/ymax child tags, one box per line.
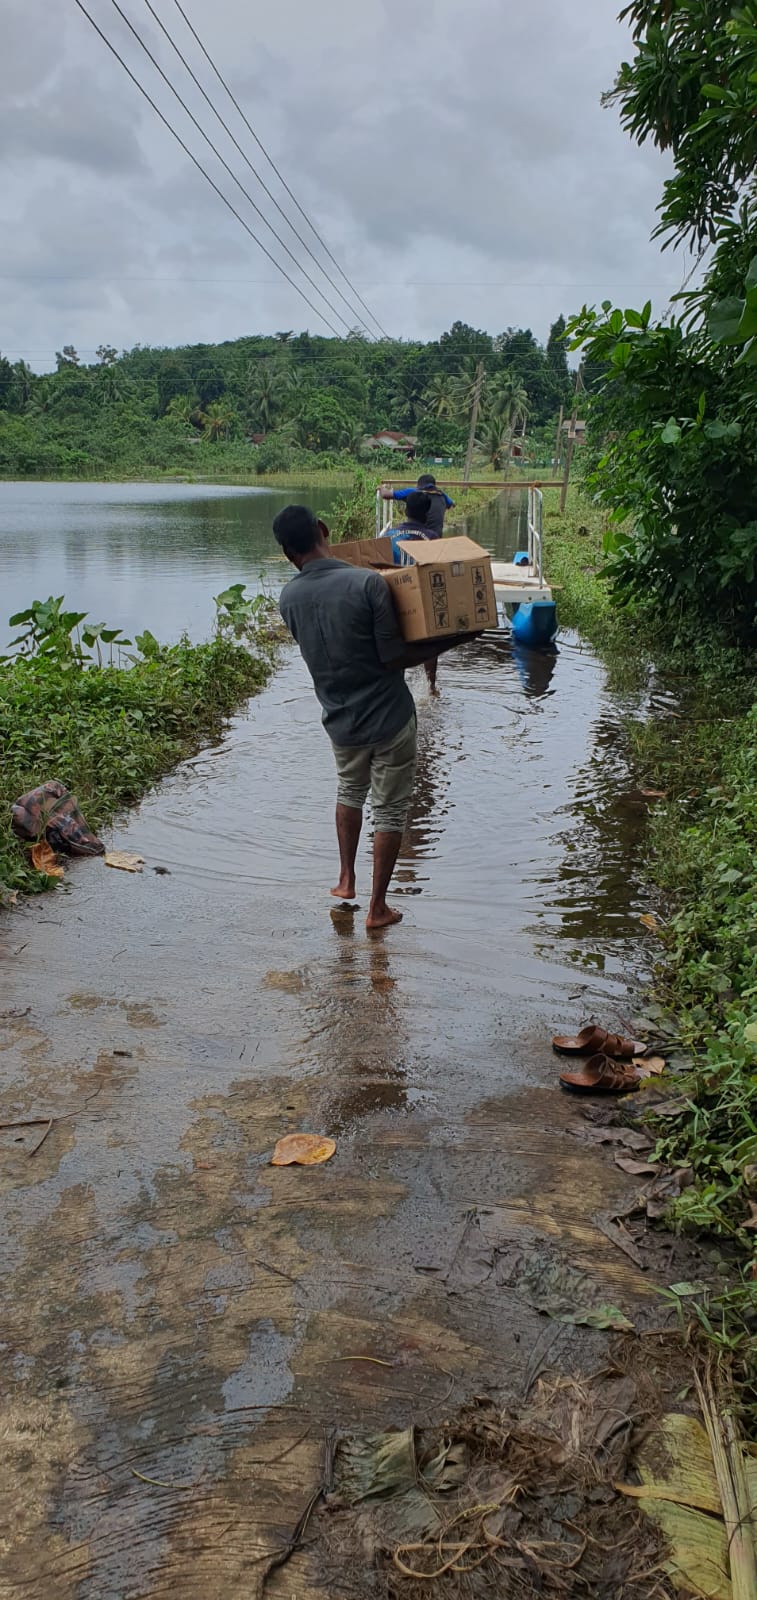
<box><xmin>463</xmin><ymin>361</ymin><xmax>485</xmax><ymax>488</ymax></box>
<box><xmin>560</xmin><ymin>419</ymin><xmax>576</xmax><ymax>512</ymax></box>
<box><xmin>554</xmin><ymin>404</ymin><xmax>564</xmax><ymax>471</ymax></box>
<box><xmin>560</xmin><ymin>369</ymin><xmax>583</xmax><ymax>512</ymax></box>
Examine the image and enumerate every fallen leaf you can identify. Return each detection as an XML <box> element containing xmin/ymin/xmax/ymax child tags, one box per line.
<box><xmin>639</xmin><ymin>789</ymin><xmax>667</xmax><ymax>800</ymax></box>
<box><xmin>667</xmin><ymin>1281</ymin><xmax>707</xmax><ymax>1297</ymax></box>
<box><xmin>614</xmin><ymin>1155</ymin><xmax>661</xmax><ymax>1177</ymax></box>
<box><xmin>271</xmin><ymin>1133</ymin><xmax>336</xmax><ymax>1167</ymax></box>
<box><xmin>634</xmin><ymin>1054</ymin><xmax>666</xmax><ymax>1076</ymax></box>
<box><xmin>639</xmin><ymin>913</ymin><xmax>661</xmax><ymax>933</ymax></box>
<box><xmin>742</xmin><ymin>1201</ymin><xmax>757</xmax><ymax>1230</ymax></box>
<box><xmin>30</xmin><ymin>840</ymin><xmax>64</xmax><ymax>879</ymax></box>
<box><xmin>575</xmin><ymin>1124</ymin><xmax>654</xmax><ymax>1151</ymax></box>
<box><xmin>559</xmin><ymin>1304</ymin><xmax>635</xmax><ymax>1332</ymax></box>
<box><xmin>104</xmin><ymin>851</ymin><xmax>145</xmax><ymax>873</ymax></box>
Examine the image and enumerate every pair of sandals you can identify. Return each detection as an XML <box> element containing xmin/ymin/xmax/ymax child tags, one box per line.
<box><xmin>553</xmin><ymin>1024</ymin><xmax>646</xmax><ymax>1095</ymax></box>
<box><xmin>11</xmin><ymin>780</ymin><xmax>104</xmax><ymax>857</ymax></box>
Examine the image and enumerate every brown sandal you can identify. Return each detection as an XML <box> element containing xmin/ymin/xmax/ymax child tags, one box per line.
<box><xmin>558</xmin><ymin>1053</ymin><xmax>641</xmax><ymax>1096</ymax></box>
<box><xmin>552</xmin><ymin>1025</ymin><xmax>646</xmax><ymax>1060</ymax></box>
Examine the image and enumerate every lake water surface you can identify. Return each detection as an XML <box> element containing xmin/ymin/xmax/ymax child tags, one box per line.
<box><xmin>0</xmin><ymin>480</ymin><xmax>340</xmax><ymax>648</ymax></box>
<box><xmin>0</xmin><ymin>479</ymin><xmax>534</xmax><ymax>648</ymax></box>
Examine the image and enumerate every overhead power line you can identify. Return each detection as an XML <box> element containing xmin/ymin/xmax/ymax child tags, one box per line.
<box><xmin>137</xmin><ymin>0</ymin><xmax>380</xmax><ymax>341</ymax></box>
<box><xmin>70</xmin><ymin>1</ymin><xmax>343</xmax><ymax>337</ymax></box>
<box><xmin>104</xmin><ymin>0</ymin><xmax>363</xmax><ymax>337</ymax></box>
<box><xmin>168</xmin><ymin>0</ymin><xmax>389</xmax><ymax>341</ymax></box>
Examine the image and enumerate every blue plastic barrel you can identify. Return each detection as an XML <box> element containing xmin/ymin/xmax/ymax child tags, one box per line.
<box><xmin>511</xmin><ymin>599</ymin><xmax>558</xmax><ymax>647</ymax></box>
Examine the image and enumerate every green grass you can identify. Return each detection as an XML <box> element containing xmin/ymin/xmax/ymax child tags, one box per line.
<box><xmin>0</xmin><ymin>627</ymin><xmax>276</xmax><ymax>900</ymax></box>
<box><xmin>548</xmin><ymin>483</ymin><xmax>757</xmax><ymax>1389</ymax></box>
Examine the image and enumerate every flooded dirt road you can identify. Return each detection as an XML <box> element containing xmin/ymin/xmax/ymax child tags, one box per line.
<box><xmin>1</xmin><ymin>609</ymin><xmax>668</xmax><ymax>1596</ymax></box>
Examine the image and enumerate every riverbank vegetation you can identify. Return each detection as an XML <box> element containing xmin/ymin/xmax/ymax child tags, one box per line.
<box><xmin>0</xmin><ymin>591</ymin><xmax>277</xmax><ymax>901</ymax></box>
<box><xmin>0</xmin><ymin>320</ymin><xmax>572</xmax><ymax>481</ymax></box>
<box><xmin>553</xmin><ymin>0</ymin><xmax>757</xmax><ymax>1384</ymax></box>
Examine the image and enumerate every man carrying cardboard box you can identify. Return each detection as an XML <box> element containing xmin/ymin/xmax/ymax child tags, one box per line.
<box><xmin>273</xmin><ymin>504</ymin><xmax>476</xmax><ymax>931</ymax></box>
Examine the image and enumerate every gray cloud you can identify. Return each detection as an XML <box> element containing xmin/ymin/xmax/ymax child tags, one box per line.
<box><xmin>1</xmin><ymin>0</ymin><xmax>686</xmax><ymax>370</ymax></box>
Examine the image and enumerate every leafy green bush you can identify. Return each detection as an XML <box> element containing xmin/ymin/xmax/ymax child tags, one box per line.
<box><xmin>0</xmin><ymin>594</ymin><xmax>276</xmax><ymax>898</ymax></box>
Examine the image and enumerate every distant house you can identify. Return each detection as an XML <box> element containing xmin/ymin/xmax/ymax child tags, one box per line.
<box><xmin>561</xmin><ymin>418</ymin><xmax>587</xmax><ymax>443</ymax></box>
<box><xmin>364</xmin><ymin>430</ymin><xmax>418</xmax><ymax>458</ymax></box>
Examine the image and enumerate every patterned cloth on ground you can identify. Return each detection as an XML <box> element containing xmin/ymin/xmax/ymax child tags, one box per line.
<box><xmin>11</xmin><ymin>780</ymin><xmax>105</xmax><ymax>856</ymax></box>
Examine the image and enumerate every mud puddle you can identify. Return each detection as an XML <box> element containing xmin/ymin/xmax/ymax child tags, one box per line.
<box><xmin>0</xmin><ymin>578</ymin><xmax>688</xmax><ymax>1596</ymax></box>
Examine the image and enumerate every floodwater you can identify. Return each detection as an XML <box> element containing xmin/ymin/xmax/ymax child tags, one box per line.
<box><xmin>0</xmin><ymin>481</ymin><xmax>666</xmax><ymax>1598</ymax></box>
<box><xmin>0</xmin><ymin>479</ymin><xmax>336</xmax><ymax>650</ymax></box>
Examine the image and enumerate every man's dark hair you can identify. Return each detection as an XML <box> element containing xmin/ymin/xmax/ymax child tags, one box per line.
<box><xmin>272</xmin><ymin>504</ymin><xmax>320</xmax><ymax>555</ymax></box>
<box><xmin>406</xmin><ymin>490</ymin><xmax>432</xmax><ymax>524</ymax></box>
<box><xmin>417</xmin><ymin>473</ymin><xmax>436</xmax><ymax>491</ymax></box>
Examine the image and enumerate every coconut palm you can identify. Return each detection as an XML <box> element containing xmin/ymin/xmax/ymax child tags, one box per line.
<box><xmin>12</xmin><ymin>360</ymin><xmax>34</xmax><ymax>410</ymax></box>
<box><xmin>480</xmin><ymin>374</ymin><xmax>528</xmax><ymax>473</ymax></box>
<box><xmin>489</xmin><ymin>372</ymin><xmax>529</xmax><ymax>432</ymax></box>
<box><xmin>201</xmin><ymin>400</ymin><xmax>234</xmax><ymax>442</ymax></box>
<box><xmin>476</xmin><ymin>415</ymin><xmax>510</xmax><ymax>472</ymax></box>
<box><xmin>247</xmin><ymin>363</ymin><xmax>285</xmax><ymax>432</ymax></box>
<box><xmin>450</xmin><ymin>357</ymin><xmax>490</xmax><ymax>424</ymax></box>
<box><xmin>166</xmin><ymin>394</ymin><xmax>197</xmax><ymax>428</ymax></box>
<box><xmin>422</xmin><ymin>372</ymin><xmax>455</xmax><ymax>418</ymax></box>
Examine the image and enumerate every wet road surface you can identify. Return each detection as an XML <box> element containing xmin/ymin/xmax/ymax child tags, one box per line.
<box><xmin>0</xmin><ymin>630</ymin><xmax>664</xmax><ymax>1597</ymax></box>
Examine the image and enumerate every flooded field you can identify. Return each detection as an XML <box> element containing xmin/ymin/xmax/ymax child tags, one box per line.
<box><xmin>0</xmin><ymin>483</ymin><xmax>666</xmax><ymax>1597</ymax></box>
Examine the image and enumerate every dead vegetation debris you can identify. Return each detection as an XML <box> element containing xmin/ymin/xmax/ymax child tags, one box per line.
<box><xmin>317</xmin><ymin>1354</ymin><xmax>678</xmax><ymax>1599</ymax></box>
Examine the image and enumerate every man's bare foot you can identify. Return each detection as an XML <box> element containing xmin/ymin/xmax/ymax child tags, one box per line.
<box><xmin>331</xmin><ymin>879</ymin><xmax>356</xmax><ymax>900</ymax></box>
<box><xmin>366</xmin><ymin>905</ymin><xmax>403</xmax><ymax>931</ymax></box>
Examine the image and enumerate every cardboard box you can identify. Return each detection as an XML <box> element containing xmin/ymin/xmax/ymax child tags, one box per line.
<box><xmin>334</xmin><ymin>535</ymin><xmax>497</xmax><ymax>642</ymax></box>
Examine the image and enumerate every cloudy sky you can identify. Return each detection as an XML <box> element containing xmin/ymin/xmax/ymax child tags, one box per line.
<box><xmin>3</xmin><ymin>0</ymin><xmax>688</xmax><ymax>371</ymax></box>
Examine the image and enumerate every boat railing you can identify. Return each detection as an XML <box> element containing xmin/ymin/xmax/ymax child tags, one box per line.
<box><xmin>375</xmin><ymin>486</ymin><xmax>386</xmax><ymax>537</ymax></box>
<box><xmin>376</xmin><ymin>481</ymin><xmax>544</xmax><ymax>587</ymax></box>
<box><xmin>527</xmin><ymin>486</ymin><xmax>543</xmax><ymax>587</ymax></box>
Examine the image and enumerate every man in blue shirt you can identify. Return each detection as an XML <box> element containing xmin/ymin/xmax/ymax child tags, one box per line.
<box><xmin>390</xmin><ymin>491</ymin><xmax>442</xmax><ymax>693</ymax></box>
<box><xmin>274</xmin><ymin>505</ymin><xmax>476</xmax><ymax>929</ymax></box>
<box><xmin>381</xmin><ymin>473</ymin><xmax>454</xmax><ymax>535</ymax></box>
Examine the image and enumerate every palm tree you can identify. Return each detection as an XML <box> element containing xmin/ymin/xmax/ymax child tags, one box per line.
<box><xmin>476</xmin><ymin>415</ymin><xmax>510</xmax><ymax>472</ymax></box>
<box><xmin>201</xmin><ymin>400</ymin><xmax>234</xmax><ymax>442</ymax></box>
<box><xmin>486</xmin><ymin>374</ymin><xmax>530</xmax><ymax>477</ymax></box>
<box><xmin>422</xmin><ymin>372</ymin><xmax>455</xmax><ymax>418</ymax></box>
<box><xmin>489</xmin><ymin>372</ymin><xmax>529</xmax><ymax>430</ymax></box>
<box><xmin>247</xmin><ymin>363</ymin><xmax>285</xmax><ymax>432</ymax></box>
<box><xmin>449</xmin><ymin>356</ymin><xmax>495</xmax><ymax>427</ymax></box>
<box><xmin>12</xmin><ymin>360</ymin><xmax>34</xmax><ymax>410</ymax></box>
<box><xmin>166</xmin><ymin>394</ymin><xmax>197</xmax><ymax>427</ymax></box>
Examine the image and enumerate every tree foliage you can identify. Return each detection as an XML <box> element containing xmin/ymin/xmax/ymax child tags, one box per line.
<box><xmin>0</xmin><ymin>320</ymin><xmax>572</xmax><ymax>479</ymax></box>
<box><xmin>568</xmin><ymin>0</ymin><xmax>757</xmax><ymax>640</ymax></box>
<box><xmin>606</xmin><ymin>0</ymin><xmax>757</xmax><ymax>246</ymax></box>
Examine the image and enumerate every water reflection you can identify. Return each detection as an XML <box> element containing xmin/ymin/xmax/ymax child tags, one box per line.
<box><xmin>0</xmin><ymin>480</ymin><xmax>336</xmax><ymax>648</ymax></box>
<box><xmin>397</xmin><ymin>705</ymin><xmax>453</xmax><ymax>888</ymax></box>
<box><xmin>319</xmin><ymin>915</ymin><xmax>410</xmax><ymax>1128</ymax></box>
<box><xmin>511</xmin><ymin>645</ymin><xmax>558</xmax><ymax>699</ymax></box>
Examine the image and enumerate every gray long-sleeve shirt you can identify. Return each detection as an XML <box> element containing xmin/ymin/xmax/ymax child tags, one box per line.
<box><xmin>279</xmin><ymin>557</ymin><xmax>415</xmax><ymax>748</ymax></box>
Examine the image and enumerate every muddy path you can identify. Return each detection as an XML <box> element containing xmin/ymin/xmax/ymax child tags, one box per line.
<box><xmin>0</xmin><ymin>634</ymin><xmax>681</xmax><ymax>1597</ymax></box>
